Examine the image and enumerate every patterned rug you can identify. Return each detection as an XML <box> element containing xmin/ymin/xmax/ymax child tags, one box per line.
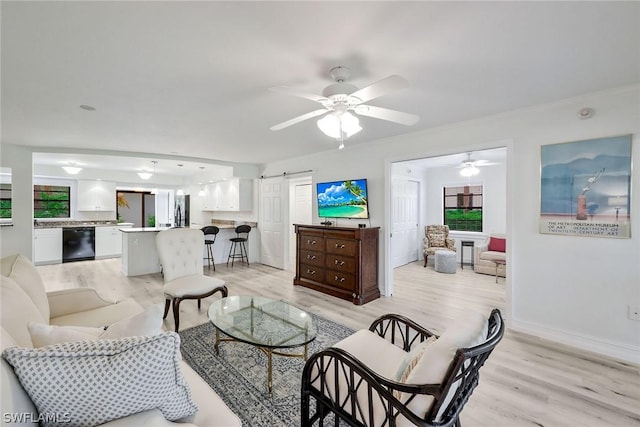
<box><xmin>179</xmin><ymin>313</ymin><xmax>354</xmax><ymax>426</ymax></box>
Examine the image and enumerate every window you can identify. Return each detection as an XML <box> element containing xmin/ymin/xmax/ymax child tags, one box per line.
<box><xmin>0</xmin><ymin>184</ymin><xmax>11</xmax><ymax>219</ymax></box>
<box><xmin>34</xmin><ymin>185</ymin><xmax>71</xmax><ymax>218</ymax></box>
<box><xmin>444</xmin><ymin>185</ymin><xmax>483</xmax><ymax>232</ymax></box>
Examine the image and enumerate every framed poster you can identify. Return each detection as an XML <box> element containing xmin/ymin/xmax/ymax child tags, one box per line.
<box><xmin>539</xmin><ymin>134</ymin><xmax>632</xmax><ymax>238</ymax></box>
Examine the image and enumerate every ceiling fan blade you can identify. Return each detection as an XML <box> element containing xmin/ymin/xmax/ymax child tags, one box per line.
<box><xmin>355</xmin><ymin>105</ymin><xmax>419</xmax><ymax>126</ymax></box>
<box><xmin>349</xmin><ymin>75</ymin><xmax>409</xmax><ymax>103</ymax></box>
<box><xmin>269</xmin><ymin>86</ymin><xmax>327</xmax><ymax>103</ymax></box>
<box><xmin>270</xmin><ymin>109</ymin><xmax>328</xmax><ymax>131</ymax></box>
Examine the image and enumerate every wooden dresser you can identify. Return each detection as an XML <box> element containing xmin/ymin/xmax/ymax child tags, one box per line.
<box><xmin>293</xmin><ymin>224</ymin><xmax>380</xmax><ymax>305</ymax></box>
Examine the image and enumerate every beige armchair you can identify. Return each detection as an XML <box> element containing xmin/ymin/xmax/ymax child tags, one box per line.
<box><xmin>474</xmin><ymin>233</ymin><xmax>506</xmax><ymax>277</ymax></box>
<box><xmin>423</xmin><ymin>225</ymin><xmax>456</xmax><ymax>267</ymax></box>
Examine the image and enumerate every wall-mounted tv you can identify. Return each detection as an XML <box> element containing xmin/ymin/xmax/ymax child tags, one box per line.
<box><xmin>316</xmin><ymin>179</ymin><xmax>369</xmax><ymax>219</ymax></box>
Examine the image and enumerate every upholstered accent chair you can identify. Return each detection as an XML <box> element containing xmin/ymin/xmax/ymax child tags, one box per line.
<box><xmin>423</xmin><ymin>225</ymin><xmax>456</xmax><ymax>267</ymax></box>
<box><xmin>301</xmin><ymin>309</ymin><xmax>504</xmax><ymax>427</ymax></box>
<box><xmin>156</xmin><ymin>228</ymin><xmax>228</xmax><ymax>332</ymax></box>
<box><xmin>474</xmin><ymin>234</ymin><xmax>506</xmax><ymax>277</ymax></box>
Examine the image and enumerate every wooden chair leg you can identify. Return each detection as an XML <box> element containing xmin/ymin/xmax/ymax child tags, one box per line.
<box><xmin>172</xmin><ymin>298</ymin><xmax>182</xmax><ymax>332</ymax></box>
<box><xmin>424</xmin><ymin>254</ymin><xmax>428</xmax><ymax>267</ymax></box>
<box><xmin>163</xmin><ymin>299</ymin><xmax>171</xmax><ymax>319</ymax></box>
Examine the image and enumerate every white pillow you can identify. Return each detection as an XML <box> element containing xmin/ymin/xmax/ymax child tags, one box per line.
<box><xmin>402</xmin><ymin>311</ymin><xmax>488</xmax><ymax>421</ymax></box>
<box><xmin>2</xmin><ymin>332</ymin><xmax>198</xmax><ymax>427</ymax></box>
<box><xmin>28</xmin><ymin>304</ymin><xmax>164</xmax><ymax>347</ymax></box>
<box><xmin>394</xmin><ymin>336</ymin><xmax>438</xmax><ymax>382</ymax></box>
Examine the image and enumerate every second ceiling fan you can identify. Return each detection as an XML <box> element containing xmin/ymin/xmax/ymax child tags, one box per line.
<box><xmin>269</xmin><ymin>66</ymin><xmax>419</xmax><ymax>139</ymax></box>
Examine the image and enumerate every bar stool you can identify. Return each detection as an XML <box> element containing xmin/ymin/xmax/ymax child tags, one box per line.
<box><xmin>227</xmin><ymin>224</ymin><xmax>251</xmax><ymax>267</ymax></box>
<box><xmin>201</xmin><ymin>226</ymin><xmax>220</xmax><ymax>271</ymax></box>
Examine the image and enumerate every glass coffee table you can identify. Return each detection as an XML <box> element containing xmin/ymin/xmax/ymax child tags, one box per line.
<box><xmin>208</xmin><ymin>295</ymin><xmax>317</xmax><ymax>394</ymax></box>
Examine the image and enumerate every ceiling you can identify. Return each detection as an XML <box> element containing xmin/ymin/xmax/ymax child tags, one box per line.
<box><xmin>3</xmin><ymin>2</ymin><xmax>639</xmax><ymax>166</ymax></box>
<box><xmin>31</xmin><ymin>152</ymin><xmax>232</xmax><ymax>179</ymax></box>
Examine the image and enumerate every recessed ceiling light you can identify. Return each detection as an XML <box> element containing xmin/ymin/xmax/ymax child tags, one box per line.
<box><xmin>79</xmin><ymin>105</ymin><xmax>96</xmax><ymax>111</ymax></box>
<box><xmin>577</xmin><ymin>107</ymin><xmax>594</xmax><ymax>119</ymax></box>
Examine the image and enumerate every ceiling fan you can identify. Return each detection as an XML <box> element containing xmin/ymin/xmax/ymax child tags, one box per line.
<box><xmin>458</xmin><ymin>152</ymin><xmax>497</xmax><ymax>176</ymax></box>
<box><xmin>269</xmin><ymin>66</ymin><xmax>419</xmax><ymax>138</ymax></box>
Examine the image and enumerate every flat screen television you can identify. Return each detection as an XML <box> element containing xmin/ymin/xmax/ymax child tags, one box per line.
<box><xmin>316</xmin><ymin>179</ymin><xmax>369</xmax><ymax>219</ymax></box>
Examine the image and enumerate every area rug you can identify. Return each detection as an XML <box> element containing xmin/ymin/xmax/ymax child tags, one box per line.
<box><xmin>179</xmin><ymin>312</ymin><xmax>354</xmax><ymax>426</ymax></box>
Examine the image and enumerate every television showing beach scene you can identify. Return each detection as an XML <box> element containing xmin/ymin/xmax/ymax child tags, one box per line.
<box><xmin>316</xmin><ymin>179</ymin><xmax>369</xmax><ymax>219</ymax></box>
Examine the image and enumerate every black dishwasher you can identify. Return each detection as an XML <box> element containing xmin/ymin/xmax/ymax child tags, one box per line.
<box><xmin>62</xmin><ymin>227</ymin><xmax>96</xmax><ymax>263</ymax></box>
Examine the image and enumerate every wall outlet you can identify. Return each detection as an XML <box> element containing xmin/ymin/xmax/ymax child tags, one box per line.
<box><xmin>629</xmin><ymin>305</ymin><xmax>640</xmax><ymax>321</ymax></box>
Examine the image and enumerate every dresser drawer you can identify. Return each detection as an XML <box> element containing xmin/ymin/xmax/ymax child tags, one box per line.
<box><xmin>300</xmin><ymin>234</ymin><xmax>325</xmax><ymax>251</ymax></box>
<box><xmin>300</xmin><ymin>263</ymin><xmax>324</xmax><ymax>281</ymax></box>
<box><xmin>300</xmin><ymin>250</ymin><xmax>325</xmax><ymax>267</ymax></box>
<box><xmin>326</xmin><ymin>238</ymin><xmax>358</xmax><ymax>256</ymax></box>
<box><xmin>325</xmin><ymin>270</ymin><xmax>356</xmax><ymax>291</ymax></box>
<box><xmin>325</xmin><ymin>255</ymin><xmax>356</xmax><ymax>273</ymax></box>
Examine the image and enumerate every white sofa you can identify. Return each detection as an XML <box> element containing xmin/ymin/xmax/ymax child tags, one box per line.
<box><xmin>1</xmin><ymin>254</ymin><xmax>241</xmax><ymax>427</ymax></box>
<box><xmin>473</xmin><ymin>234</ymin><xmax>506</xmax><ymax>277</ymax></box>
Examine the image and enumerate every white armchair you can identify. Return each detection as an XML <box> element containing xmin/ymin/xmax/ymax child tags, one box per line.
<box><xmin>474</xmin><ymin>234</ymin><xmax>506</xmax><ymax>277</ymax></box>
<box><xmin>156</xmin><ymin>228</ymin><xmax>228</xmax><ymax>332</ymax></box>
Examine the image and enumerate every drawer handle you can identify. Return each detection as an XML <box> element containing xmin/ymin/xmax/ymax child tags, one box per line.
<box><xmin>306</xmin><ymin>269</ymin><xmax>316</xmax><ymax>275</ymax></box>
<box><xmin>307</xmin><ymin>239</ymin><xmax>317</xmax><ymax>245</ymax></box>
<box><xmin>334</xmin><ymin>260</ymin><xmax>345</xmax><ymax>266</ymax></box>
<box><xmin>335</xmin><ymin>243</ymin><xmax>345</xmax><ymax>249</ymax></box>
<box><xmin>334</xmin><ymin>275</ymin><xmax>345</xmax><ymax>283</ymax></box>
<box><xmin>306</xmin><ymin>254</ymin><xmax>316</xmax><ymax>260</ymax></box>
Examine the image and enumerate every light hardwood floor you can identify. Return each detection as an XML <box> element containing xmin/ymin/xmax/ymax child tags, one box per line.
<box><xmin>38</xmin><ymin>259</ymin><xmax>640</xmax><ymax>427</ymax></box>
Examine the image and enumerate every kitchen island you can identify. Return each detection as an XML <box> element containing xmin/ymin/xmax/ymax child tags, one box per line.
<box><xmin>120</xmin><ymin>226</ymin><xmax>171</xmax><ymax>276</ymax></box>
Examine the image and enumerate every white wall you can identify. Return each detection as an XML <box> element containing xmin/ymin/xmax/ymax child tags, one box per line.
<box><xmin>422</xmin><ymin>161</ymin><xmax>506</xmax><ymax>235</ymax></box>
<box><xmin>261</xmin><ymin>86</ymin><xmax>640</xmax><ymax>362</ymax></box>
<box><xmin>0</xmin><ymin>144</ymin><xmax>32</xmax><ymax>259</ymax></box>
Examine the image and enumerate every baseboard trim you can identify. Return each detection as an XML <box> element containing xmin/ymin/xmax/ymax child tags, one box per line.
<box><xmin>510</xmin><ymin>318</ymin><xmax>640</xmax><ymax>364</ymax></box>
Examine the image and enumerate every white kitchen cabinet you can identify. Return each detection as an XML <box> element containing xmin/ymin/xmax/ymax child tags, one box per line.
<box><xmin>203</xmin><ymin>178</ymin><xmax>252</xmax><ymax>211</ymax></box>
<box><xmin>33</xmin><ymin>228</ymin><xmax>62</xmax><ymax>265</ymax></box>
<box><xmin>77</xmin><ymin>180</ymin><xmax>116</xmax><ymax>211</ymax></box>
<box><xmin>95</xmin><ymin>224</ymin><xmax>132</xmax><ymax>258</ymax></box>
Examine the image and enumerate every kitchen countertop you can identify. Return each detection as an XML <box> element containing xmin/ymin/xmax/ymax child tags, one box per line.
<box><xmin>121</xmin><ymin>226</ymin><xmax>173</xmax><ymax>233</ymax></box>
<box><xmin>34</xmin><ymin>220</ymin><xmax>124</xmax><ymax>229</ymax></box>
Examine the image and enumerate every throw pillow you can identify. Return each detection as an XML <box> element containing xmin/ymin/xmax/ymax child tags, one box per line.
<box><xmin>403</xmin><ymin>311</ymin><xmax>488</xmax><ymax>421</ymax></box>
<box><xmin>28</xmin><ymin>304</ymin><xmax>164</xmax><ymax>347</ymax></box>
<box><xmin>429</xmin><ymin>233</ymin><xmax>446</xmax><ymax>248</ymax></box>
<box><xmin>488</xmin><ymin>237</ymin><xmax>506</xmax><ymax>252</ymax></box>
<box><xmin>3</xmin><ymin>332</ymin><xmax>197</xmax><ymax>427</ymax></box>
<box><xmin>393</xmin><ymin>336</ymin><xmax>438</xmax><ymax>399</ymax></box>
<box><xmin>395</xmin><ymin>336</ymin><xmax>438</xmax><ymax>382</ymax></box>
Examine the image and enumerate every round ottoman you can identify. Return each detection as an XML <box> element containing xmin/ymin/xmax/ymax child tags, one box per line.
<box><xmin>435</xmin><ymin>250</ymin><xmax>457</xmax><ymax>274</ymax></box>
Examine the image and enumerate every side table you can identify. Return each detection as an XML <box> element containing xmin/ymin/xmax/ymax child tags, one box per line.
<box><xmin>460</xmin><ymin>240</ymin><xmax>474</xmax><ymax>270</ymax></box>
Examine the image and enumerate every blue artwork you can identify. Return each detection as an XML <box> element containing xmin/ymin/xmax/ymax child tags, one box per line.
<box><xmin>540</xmin><ymin>135</ymin><xmax>632</xmax><ymax>238</ymax></box>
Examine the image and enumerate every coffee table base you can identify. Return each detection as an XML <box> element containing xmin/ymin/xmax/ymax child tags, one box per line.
<box><xmin>214</xmin><ymin>327</ymin><xmax>310</xmax><ymax>395</ymax></box>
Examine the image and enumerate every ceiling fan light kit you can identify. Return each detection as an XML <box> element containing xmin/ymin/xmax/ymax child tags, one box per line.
<box><xmin>317</xmin><ymin>111</ymin><xmax>362</xmax><ymax>139</ymax></box>
<box><xmin>460</xmin><ymin>165</ymin><xmax>480</xmax><ymax>177</ymax></box>
<box><xmin>269</xmin><ymin>66</ymin><xmax>419</xmax><ymax>149</ymax></box>
<box><xmin>458</xmin><ymin>152</ymin><xmax>494</xmax><ymax>176</ymax></box>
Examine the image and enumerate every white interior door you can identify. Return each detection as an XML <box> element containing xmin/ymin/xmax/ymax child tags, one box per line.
<box><xmin>259</xmin><ymin>177</ymin><xmax>285</xmax><ymax>269</ymax></box>
<box><xmin>289</xmin><ymin>180</ymin><xmax>312</xmax><ymax>270</ymax></box>
<box><xmin>391</xmin><ymin>179</ymin><xmax>419</xmax><ymax>268</ymax></box>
